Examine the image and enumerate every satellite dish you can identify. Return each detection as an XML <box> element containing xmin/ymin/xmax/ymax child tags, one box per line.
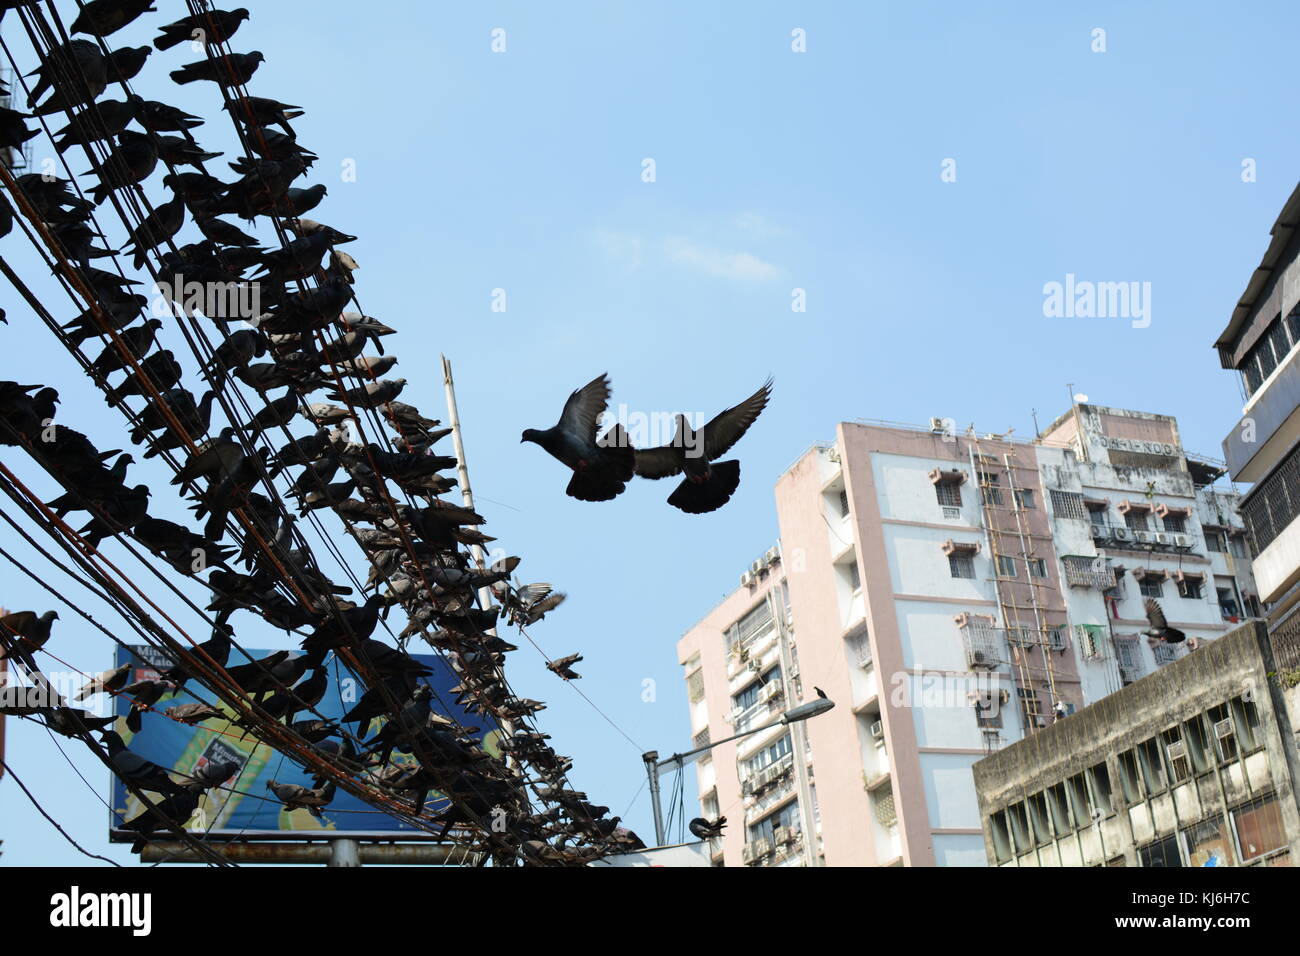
<box><xmin>1074</xmin><ymin>393</ymin><xmax>1089</xmax><ymax>403</ymax></box>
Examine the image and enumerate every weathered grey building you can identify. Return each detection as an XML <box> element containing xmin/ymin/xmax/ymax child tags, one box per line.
<box><xmin>1215</xmin><ymin>183</ymin><xmax>1300</xmax><ymax>669</ymax></box>
<box><xmin>973</xmin><ymin>621</ymin><xmax>1300</xmax><ymax>866</ymax></box>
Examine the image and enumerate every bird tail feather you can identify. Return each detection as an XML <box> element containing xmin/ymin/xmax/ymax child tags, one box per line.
<box><xmin>667</xmin><ymin>460</ymin><xmax>741</xmax><ymax>514</ymax></box>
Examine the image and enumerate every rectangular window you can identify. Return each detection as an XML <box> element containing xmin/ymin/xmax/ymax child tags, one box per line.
<box><xmin>1183</xmin><ymin>814</ymin><xmax>1235</xmax><ymax>867</ymax></box>
<box><xmin>847</xmin><ymin>561</ymin><xmax>861</xmax><ymax>592</ymax></box>
<box><xmin>1125</xmin><ymin>510</ymin><xmax>1150</xmax><ymax>531</ymax></box>
<box><xmin>1139</xmin><ymin>577</ymin><xmax>1164</xmax><ymax>599</ymax></box>
<box><xmin>996</xmin><ymin>555</ymin><xmax>1018</xmax><ymax>577</ymax></box>
<box><xmin>1117</xmin><ymin>749</ymin><xmax>1142</xmax><ymax>803</ymax></box>
<box><xmin>1089</xmin><ymin>506</ymin><xmax>1108</xmax><ymax>527</ymax></box>
<box><xmin>1153</xmin><ymin>642</ymin><xmax>1179</xmax><ymax>667</ymax></box>
<box><xmin>1028</xmin><ymin>558</ymin><xmax>1047</xmax><ymax>578</ymax></box>
<box><xmin>1014</xmin><ymin>488</ymin><xmax>1036</xmax><ymax>509</ymax></box>
<box><xmin>838</xmin><ymin>488</ymin><xmax>850</xmax><ymax>517</ymax></box>
<box><xmin>1137</xmin><ymin>738</ymin><xmax>1167</xmax><ymax>793</ymax></box>
<box><xmin>687</xmin><ymin>668</ymin><xmax>705</xmax><ymax>703</ymax></box>
<box><xmin>1233</xmin><ymin>795</ymin><xmax>1288</xmax><ymax>863</ymax></box>
<box><xmin>949</xmin><ymin>553</ymin><xmax>975</xmax><ymax>579</ymax></box>
<box><xmin>1163</xmin><ymin>728</ymin><xmax>1190</xmax><ymax>782</ymax></box>
<box><xmin>979</xmin><ymin>472</ymin><xmax>1002</xmax><ymax>506</ymax></box>
<box><xmin>1139</xmin><ymin>833</ymin><xmax>1183</xmax><ymax>867</ymax></box>
<box><xmin>1049</xmin><ymin>489</ymin><xmax>1087</xmax><ymax>520</ymax></box>
<box><xmin>1177</xmin><ymin>576</ymin><xmax>1203</xmax><ymax>600</ymax></box>
<box><xmin>1208</xmin><ymin>704</ymin><xmax>1237</xmax><ymax>761</ymax></box>
<box><xmin>1229</xmin><ymin>534</ymin><xmax>1250</xmax><ymax>559</ymax></box>
<box><xmin>1206</xmin><ymin>530</ymin><xmax>1226</xmax><ymax>552</ymax></box>
<box><xmin>1162</xmin><ymin>514</ymin><xmax>1187</xmax><ymax>533</ymax></box>
<box><xmin>935</xmin><ymin>482</ymin><xmax>962</xmax><ymax>508</ymax></box>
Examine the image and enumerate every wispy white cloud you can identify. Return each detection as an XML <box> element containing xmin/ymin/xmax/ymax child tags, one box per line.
<box><xmin>593</xmin><ymin>220</ymin><xmax>784</xmax><ymax>281</ymax></box>
<box><xmin>734</xmin><ymin>211</ymin><xmax>789</xmax><ymax>238</ymax></box>
<box><xmin>662</xmin><ymin>236</ymin><xmax>782</xmax><ymax>281</ymax></box>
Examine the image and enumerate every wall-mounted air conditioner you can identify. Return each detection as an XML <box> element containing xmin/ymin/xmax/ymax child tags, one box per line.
<box><xmin>765</xmin><ymin>547</ymin><xmax>780</xmax><ymax>565</ymax></box>
<box><xmin>1090</xmin><ymin>525</ymin><xmax>1106</xmax><ymax>539</ymax></box>
<box><xmin>1154</xmin><ymin>532</ymin><xmax>1171</xmax><ymax>545</ymax></box>
<box><xmin>1174</xmin><ymin>534</ymin><xmax>1192</xmax><ymax>549</ymax></box>
<box><xmin>1112</xmin><ymin>527</ymin><xmax>1132</xmax><ymax>541</ymax></box>
<box><xmin>869</xmin><ymin>720</ymin><xmax>884</xmax><ymax>740</ymax></box>
<box><xmin>740</xmin><ymin>572</ymin><xmax>753</xmax><ymax>588</ymax></box>
<box><xmin>751</xmin><ymin>560</ymin><xmax>764</xmax><ymax>576</ymax></box>
<box><xmin>1134</xmin><ymin>531</ymin><xmax>1154</xmax><ymax>544</ymax></box>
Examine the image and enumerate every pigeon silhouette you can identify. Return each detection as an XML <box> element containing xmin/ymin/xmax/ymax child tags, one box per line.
<box><xmin>634</xmin><ymin>379</ymin><xmax>772</xmax><ymax>514</ymax></box>
<box><xmin>521</xmin><ymin>373</ymin><xmax>635</xmax><ymax>502</ymax></box>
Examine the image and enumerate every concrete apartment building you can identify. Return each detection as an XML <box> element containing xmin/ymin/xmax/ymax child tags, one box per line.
<box><xmin>677</xmin><ymin>403</ymin><xmax>1259</xmax><ymax>866</ymax></box>
<box><xmin>972</xmin><ymin>621</ymin><xmax>1300</xmax><ymax>867</ymax></box>
<box><xmin>1215</xmin><ymin>182</ymin><xmax>1300</xmax><ymax>671</ymax></box>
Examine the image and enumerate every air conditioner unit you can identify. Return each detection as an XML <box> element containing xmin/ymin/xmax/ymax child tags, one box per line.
<box><xmin>759</xmin><ymin>682</ymin><xmax>781</xmax><ymax>702</ymax></box>
<box><xmin>740</xmin><ymin>572</ymin><xmax>753</xmax><ymax>588</ymax></box>
<box><xmin>1134</xmin><ymin>531</ymin><xmax>1153</xmax><ymax>544</ymax></box>
<box><xmin>765</xmin><ymin>547</ymin><xmax>780</xmax><ymax>565</ymax></box>
<box><xmin>750</xmin><ymin>560</ymin><xmax>764</xmax><ymax>576</ymax></box>
<box><xmin>929</xmin><ymin>417</ymin><xmax>947</xmax><ymax>434</ymax></box>
<box><xmin>1090</xmin><ymin>525</ymin><xmax>1106</xmax><ymax>539</ymax></box>
<box><xmin>1154</xmin><ymin>532</ymin><xmax>1171</xmax><ymax>545</ymax></box>
<box><xmin>741</xmin><ymin>778</ymin><xmax>755</xmax><ymax>796</ymax></box>
<box><xmin>1174</xmin><ymin>534</ymin><xmax>1192</xmax><ymax>549</ymax></box>
<box><xmin>969</xmin><ymin>649</ymin><xmax>993</xmax><ymax>670</ymax></box>
<box><xmin>1167</xmin><ymin>740</ymin><xmax>1187</xmax><ymax>761</ymax></box>
<box><xmin>869</xmin><ymin>720</ymin><xmax>884</xmax><ymax>740</ymax></box>
<box><xmin>1214</xmin><ymin>718</ymin><xmax>1235</xmax><ymax>740</ymax></box>
<box><xmin>1112</xmin><ymin>527</ymin><xmax>1132</xmax><ymax>541</ymax></box>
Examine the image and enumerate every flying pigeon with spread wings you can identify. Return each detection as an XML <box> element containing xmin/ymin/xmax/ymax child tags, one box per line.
<box><xmin>634</xmin><ymin>379</ymin><xmax>772</xmax><ymax>514</ymax></box>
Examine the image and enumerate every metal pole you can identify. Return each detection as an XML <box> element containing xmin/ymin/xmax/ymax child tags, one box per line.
<box><xmin>329</xmin><ymin>838</ymin><xmax>360</xmax><ymax>867</ymax></box>
<box><xmin>140</xmin><ymin>841</ymin><xmax>480</xmax><ymax>865</ymax></box>
<box><xmin>643</xmin><ymin>750</ymin><xmax>666</xmax><ymax>846</ymax></box>
<box><xmin>440</xmin><ymin>355</ymin><xmax>493</xmax><ymax>608</ymax></box>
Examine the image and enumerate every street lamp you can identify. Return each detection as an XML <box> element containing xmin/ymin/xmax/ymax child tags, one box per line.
<box><xmin>641</xmin><ymin>696</ymin><xmax>835</xmax><ymax>847</ymax></box>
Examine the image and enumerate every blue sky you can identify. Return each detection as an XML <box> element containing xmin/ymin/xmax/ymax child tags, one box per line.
<box><xmin>0</xmin><ymin>0</ymin><xmax>1294</xmax><ymax>864</ymax></box>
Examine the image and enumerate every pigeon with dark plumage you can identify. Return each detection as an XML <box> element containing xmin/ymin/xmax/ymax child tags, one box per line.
<box><xmin>689</xmin><ymin>815</ymin><xmax>727</xmax><ymax>840</ymax></box>
<box><xmin>545</xmin><ymin>652</ymin><xmax>583</xmax><ymax>681</ymax></box>
<box><xmin>154</xmin><ymin>8</ymin><xmax>249</xmax><ymax>50</ymax></box>
<box><xmin>71</xmin><ymin>0</ymin><xmax>157</xmax><ymax>38</ymax></box>
<box><xmin>119</xmin><ymin>785</ymin><xmax>201</xmax><ymax>853</ymax></box>
<box><xmin>122</xmin><ymin>677</ymin><xmax>177</xmax><ymax>732</ymax></box>
<box><xmin>107</xmin><ymin>45</ymin><xmax>152</xmax><ymax>83</ymax></box>
<box><xmin>1142</xmin><ymin>598</ymin><xmax>1186</xmax><ymax>644</ymax></box>
<box><xmin>0</xmin><ymin>610</ymin><xmax>58</xmax><ymax>660</ymax></box>
<box><xmin>634</xmin><ymin>379</ymin><xmax>772</xmax><ymax>514</ymax></box>
<box><xmin>521</xmin><ymin>373</ymin><xmax>635</xmax><ymax>502</ymax></box>
<box><xmin>170</xmin><ymin>51</ymin><xmax>263</xmax><ymax>86</ymax></box>
<box><xmin>27</xmin><ymin>40</ymin><xmax>106</xmax><ymax>115</ymax></box>
<box><xmin>85</xmin><ymin>130</ymin><xmax>158</xmax><ymax>205</ymax></box>
<box><xmin>53</xmin><ymin>99</ymin><xmax>134</xmax><ymax>153</ymax></box>
<box><xmin>101</xmin><ymin>730</ymin><xmax>187</xmax><ymax>795</ymax></box>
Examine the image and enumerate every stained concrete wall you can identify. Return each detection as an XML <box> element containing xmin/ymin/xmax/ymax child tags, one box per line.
<box><xmin>973</xmin><ymin>621</ymin><xmax>1300</xmax><ymax>865</ymax></box>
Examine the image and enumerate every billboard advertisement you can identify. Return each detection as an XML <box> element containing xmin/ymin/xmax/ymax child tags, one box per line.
<box><xmin>108</xmin><ymin>644</ymin><xmax>497</xmax><ymax>840</ymax></box>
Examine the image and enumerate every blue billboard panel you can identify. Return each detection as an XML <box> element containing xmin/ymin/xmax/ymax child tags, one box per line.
<box><xmin>108</xmin><ymin>644</ymin><xmax>497</xmax><ymax>839</ymax></box>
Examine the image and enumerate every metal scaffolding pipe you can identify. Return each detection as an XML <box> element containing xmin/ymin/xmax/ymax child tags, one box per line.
<box><xmin>140</xmin><ymin>841</ymin><xmax>481</xmax><ymax>865</ymax></box>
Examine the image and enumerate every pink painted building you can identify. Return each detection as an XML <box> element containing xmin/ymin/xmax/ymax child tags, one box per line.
<box><xmin>677</xmin><ymin>404</ymin><xmax>1260</xmax><ymax>866</ymax></box>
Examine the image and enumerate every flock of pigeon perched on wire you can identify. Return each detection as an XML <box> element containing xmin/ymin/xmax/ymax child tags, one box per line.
<box><xmin>0</xmin><ymin>0</ymin><xmax>648</xmax><ymax>865</ymax></box>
